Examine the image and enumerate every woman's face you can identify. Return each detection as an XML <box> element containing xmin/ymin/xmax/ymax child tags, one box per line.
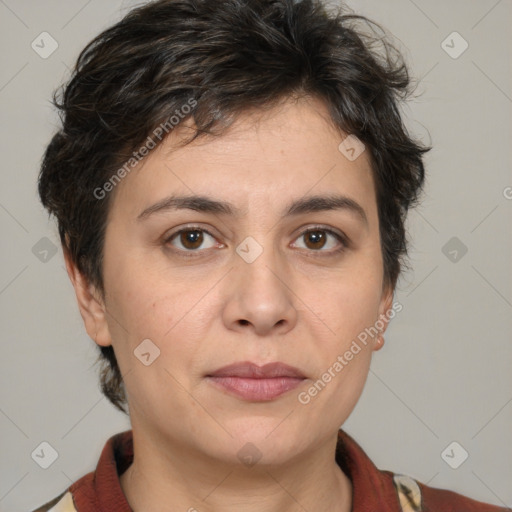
<box><xmin>90</xmin><ymin>96</ymin><xmax>392</xmax><ymax>464</ymax></box>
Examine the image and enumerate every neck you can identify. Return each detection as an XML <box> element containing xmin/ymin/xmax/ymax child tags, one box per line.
<box><xmin>120</xmin><ymin>428</ymin><xmax>352</xmax><ymax>512</ymax></box>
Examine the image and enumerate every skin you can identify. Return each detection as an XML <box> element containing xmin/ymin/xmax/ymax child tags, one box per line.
<box><xmin>65</xmin><ymin>95</ymin><xmax>393</xmax><ymax>512</ymax></box>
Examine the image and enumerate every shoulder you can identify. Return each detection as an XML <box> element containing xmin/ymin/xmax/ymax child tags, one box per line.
<box><xmin>337</xmin><ymin>429</ymin><xmax>508</xmax><ymax>511</ymax></box>
<box><xmin>391</xmin><ymin>472</ymin><xmax>509</xmax><ymax>512</ymax></box>
<box><xmin>31</xmin><ymin>491</ymin><xmax>77</xmax><ymax>512</ymax></box>
<box><xmin>29</xmin><ymin>430</ymin><xmax>132</xmax><ymax>512</ymax></box>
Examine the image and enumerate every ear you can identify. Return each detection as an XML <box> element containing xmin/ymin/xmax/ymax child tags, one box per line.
<box><xmin>373</xmin><ymin>284</ymin><xmax>395</xmax><ymax>352</ymax></box>
<box><xmin>63</xmin><ymin>248</ymin><xmax>112</xmax><ymax>347</ymax></box>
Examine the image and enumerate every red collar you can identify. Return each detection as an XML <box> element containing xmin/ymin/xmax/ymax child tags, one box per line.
<box><xmin>69</xmin><ymin>429</ymin><xmax>401</xmax><ymax>511</ymax></box>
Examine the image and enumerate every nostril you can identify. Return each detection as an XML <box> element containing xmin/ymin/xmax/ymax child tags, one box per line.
<box><xmin>239</xmin><ymin>319</ymin><xmax>249</xmax><ymax>326</ymax></box>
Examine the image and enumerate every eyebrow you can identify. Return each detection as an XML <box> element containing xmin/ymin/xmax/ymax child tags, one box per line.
<box><xmin>137</xmin><ymin>193</ymin><xmax>368</xmax><ymax>226</ymax></box>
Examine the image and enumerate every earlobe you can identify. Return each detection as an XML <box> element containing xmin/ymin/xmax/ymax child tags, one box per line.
<box><xmin>63</xmin><ymin>248</ymin><xmax>112</xmax><ymax>347</ymax></box>
<box><xmin>373</xmin><ymin>335</ymin><xmax>385</xmax><ymax>351</ymax></box>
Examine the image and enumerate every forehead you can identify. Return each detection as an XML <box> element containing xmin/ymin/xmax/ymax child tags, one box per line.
<box><xmin>109</xmin><ymin>96</ymin><xmax>376</xmax><ymax>220</ymax></box>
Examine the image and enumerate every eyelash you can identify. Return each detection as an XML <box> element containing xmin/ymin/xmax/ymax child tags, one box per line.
<box><xmin>163</xmin><ymin>225</ymin><xmax>348</xmax><ymax>258</ymax></box>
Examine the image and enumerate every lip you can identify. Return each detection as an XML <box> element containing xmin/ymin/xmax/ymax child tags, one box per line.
<box><xmin>206</xmin><ymin>361</ymin><xmax>306</xmax><ymax>401</ymax></box>
<box><xmin>208</xmin><ymin>361</ymin><xmax>306</xmax><ymax>379</ymax></box>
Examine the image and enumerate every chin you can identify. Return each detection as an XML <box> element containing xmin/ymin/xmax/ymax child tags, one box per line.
<box><xmin>226</xmin><ymin>420</ymin><xmax>300</xmax><ymax>455</ymax></box>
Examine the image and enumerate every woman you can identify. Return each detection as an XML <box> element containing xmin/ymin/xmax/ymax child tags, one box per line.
<box><xmin>34</xmin><ymin>0</ymin><xmax>508</xmax><ymax>510</ymax></box>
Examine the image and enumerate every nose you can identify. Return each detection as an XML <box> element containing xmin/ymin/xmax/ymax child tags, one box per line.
<box><xmin>221</xmin><ymin>246</ymin><xmax>298</xmax><ymax>337</ymax></box>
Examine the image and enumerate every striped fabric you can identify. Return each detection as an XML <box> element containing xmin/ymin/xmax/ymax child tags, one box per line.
<box><xmin>393</xmin><ymin>474</ymin><xmax>423</xmax><ymax>512</ymax></box>
<box><xmin>47</xmin><ymin>492</ymin><xmax>77</xmax><ymax>512</ymax></box>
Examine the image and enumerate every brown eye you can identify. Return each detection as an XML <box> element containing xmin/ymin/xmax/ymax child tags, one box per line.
<box><xmin>167</xmin><ymin>228</ymin><xmax>217</xmax><ymax>252</ymax></box>
<box><xmin>292</xmin><ymin>228</ymin><xmax>345</xmax><ymax>253</ymax></box>
<box><xmin>179</xmin><ymin>230</ymin><xmax>204</xmax><ymax>249</ymax></box>
<box><xmin>303</xmin><ymin>230</ymin><xmax>327</xmax><ymax>250</ymax></box>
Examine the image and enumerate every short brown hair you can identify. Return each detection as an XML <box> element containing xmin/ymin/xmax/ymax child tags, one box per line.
<box><xmin>38</xmin><ymin>0</ymin><xmax>430</xmax><ymax>414</ymax></box>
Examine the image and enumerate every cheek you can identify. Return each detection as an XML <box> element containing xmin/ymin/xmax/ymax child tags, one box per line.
<box><xmin>103</xmin><ymin>256</ymin><xmax>215</xmax><ymax>376</ymax></box>
<box><xmin>104</xmin><ymin>244</ymin><xmax>173</xmax><ymax>330</ymax></box>
<box><xmin>103</xmin><ymin>274</ymin><xmax>203</xmax><ymax>414</ymax></box>
<box><xmin>298</xmin><ymin>274</ymin><xmax>380</xmax><ymax>422</ymax></box>
<box><xmin>319</xmin><ymin>269</ymin><xmax>384</xmax><ymax>344</ymax></box>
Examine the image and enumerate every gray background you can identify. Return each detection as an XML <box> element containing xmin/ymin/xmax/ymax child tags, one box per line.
<box><xmin>0</xmin><ymin>0</ymin><xmax>511</xmax><ymax>510</ymax></box>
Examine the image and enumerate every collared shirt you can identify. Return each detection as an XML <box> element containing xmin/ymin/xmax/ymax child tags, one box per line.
<box><xmin>32</xmin><ymin>429</ymin><xmax>509</xmax><ymax>512</ymax></box>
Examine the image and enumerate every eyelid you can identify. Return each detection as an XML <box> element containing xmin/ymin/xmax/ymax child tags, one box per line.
<box><xmin>290</xmin><ymin>225</ymin><xmax>348</xmax><ymax>252</ymax></box>
<box><xmin>164</xmin><ymin>224</ymin><xmax>221</xmax><ymax>245</ymax></box>
<box><xmin>293</xmin><ymin>224</ymin><xmax>347</xmax><ymax>242</ymax></box>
